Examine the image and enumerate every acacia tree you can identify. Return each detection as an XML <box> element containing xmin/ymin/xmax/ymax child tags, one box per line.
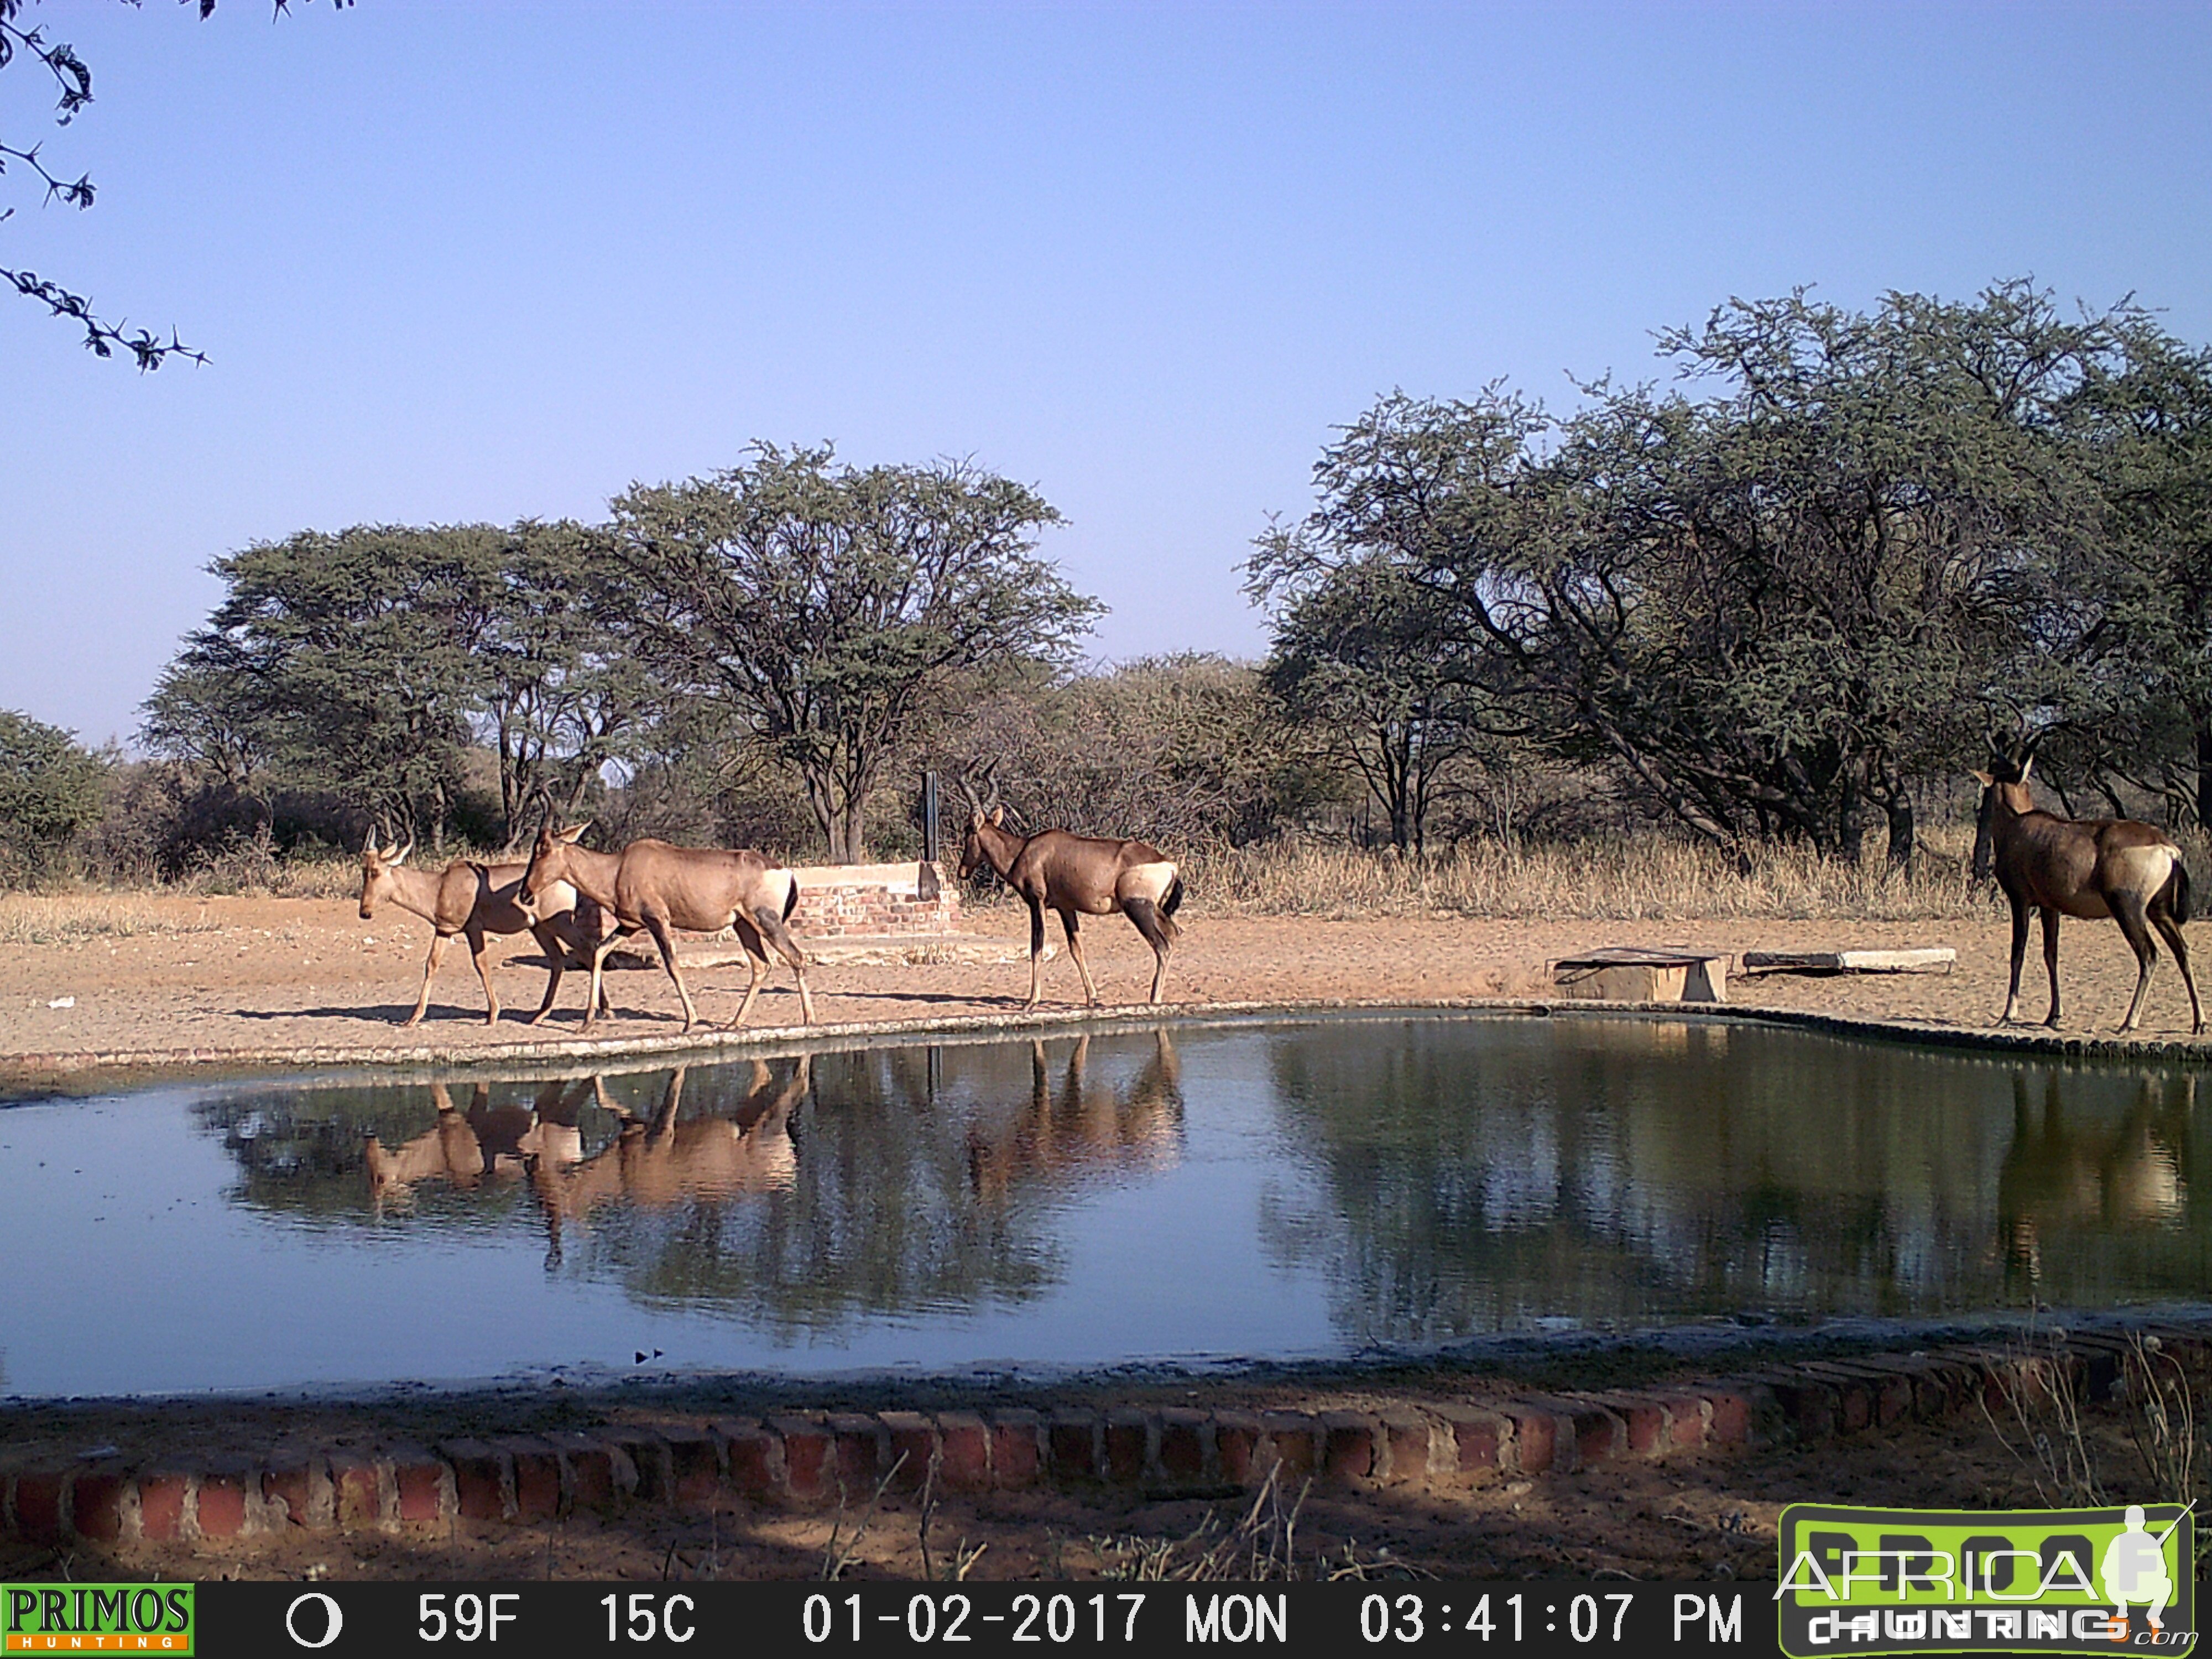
<box><xmin>1248</xmin><ymin>539</ymin><xmax>1496</xmax><ymax>854</ymax></box>
<box><xmin>1280</xmin><ymin>287</ymin><xmax>2128</xmax><ymax>868</ymax></box>
<box><xmin>613</xmin><ymin>444</ymin><xmax>1101</xmax><ymax>863</ymax></box>
<box><xmin>471</xmin><ymin>519</ymin><xmax>659</xmax><ymax>843</ymax></box>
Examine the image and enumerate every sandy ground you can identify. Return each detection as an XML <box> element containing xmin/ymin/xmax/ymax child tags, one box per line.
<box><xmin>1</xmin><ymin>893</ymin><xmax>2205</xmax><ymax>1068</ymax></box>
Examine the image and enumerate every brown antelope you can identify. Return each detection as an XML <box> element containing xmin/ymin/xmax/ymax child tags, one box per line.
<box><xmin>1973</xmin><ymin>753</ymin><xmax>2204</xmax><ymax>1035</ymax></box>
<box><xmin>955</xmin><ymin>794</ymin><xmax>1185</xmax><ymax>1009</ymax></box>
<box><xmin>517</xmin><ymin>825</ymin><xmax>816</xmax><ymax>1032</ymax></box>
<box><xmin>359</xmin><ymin>837</ymin><xmax>613</xmax><ymax>1027</ymax></box>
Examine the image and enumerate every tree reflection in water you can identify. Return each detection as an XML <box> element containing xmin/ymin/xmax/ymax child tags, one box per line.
<box><xmin>1255</xmin><ymin>1017</ymin><xmax>2210</xmax><ymax>1343</ymax></box>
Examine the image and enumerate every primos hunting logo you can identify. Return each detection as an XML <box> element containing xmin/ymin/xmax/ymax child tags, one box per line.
<box><xmin>1778</xmin><ymin>1503</ymin><xmax>2195</xmax><ymax>1656</ymax></box>
<box><xmin>2</xmin><ymin>1587</ymin><xmax>194</xmax><ymax>1653</ymax></box>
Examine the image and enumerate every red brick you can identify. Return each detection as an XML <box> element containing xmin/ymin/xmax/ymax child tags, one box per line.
<box><xmin>937</xmin><ymin>1413</ymin><xmax>992</xmax><ymax>1493</ymax></box>
<box><xmin>1750</xmin><ymin>1371</ymin><xmax>1839</xmax><ymax>1441</ymax></box>
<box><xmin>1212</xmin><ymin>1412</ymin><xmax>1262</xmax><ymax>1486</ymax></box>
<box><xmin>1320</xmin><ymin>1412</ymin><xmax>1378</xmax><ymax>1483</ymax></box>
<box><xmin>1157</xmin><ymin>1410</ymin><xmax>1208</xmax><ymax>1483</ymax></box>
<box><xmin>770</xmin><ymin>1417</ymin><xmax>833</xmax><ymax>1503</ymax></box>
<box><xmin>12</xmin><ymin>1469</ymin><xmax>66</xmax><ymax>1543</ymax></box>
<box><xmin>1797</xmin><ymin>1366</ymin><xmax>1874</xmax><ymax>1433</ymax></box>
<box><xmin>603</xmin><ymin>1428</ymin><xmax>672</xmax><ymax>1503</ymax></box>
<box><xmin>1701</xmin><ymin>1389</ymin><xmax>1753</xmax><ymax>1444</ymax></box>
<box><xmin>662</xmin><ymin>1426</ymin><xmax>723</xmax><ymax>1506</ymax></box>
<box><xmin>1380</xmin><ymin>1411</ymin><xmax>1433</xmax><ymax>1483</ymax></box>
<box><xmin>1590</xmin><ymin>1395</ymin><xmax>1668</xmax><ymax>1457</ymax></box>
<box><xmin>441</xmin><ymin>1439</ymin><xmax>510</xmax><ymax>1521</ymax></box>
<box><xmin>195</xmin><ymin>1457</ymin><xmax>253</xmax><ymax>1537</ymax></box>
<box><xmin>1046</xmin><ymin>1412</ymin><xmax>1100</xmax><ymax>1481</ymax></box>
<box><xmin>1554</xmin><ymin>1399</ymin><xmax>1623</xmax><ymax>1466</ymax></box>
<box><xmin>1104</xmin><ymin>1411</ymin><xmax>1150</xmax><ymax>1485</ymax></box>
<box><xmin>1437</xmin><ymin>1407</ymin><xmax>1506</xmax><ymax>1475</ymax></box>
<box><xmin>1823</xmin><ymin>1364</ymin><xmax>1914</xmax><ymax>1427</ymax></box>
<box><xmin>138</xmin><ymin>1469</ymin><xmax>189</xmax><ymax>1542</ymax></box>
<box><xmin>879</xmin><ymin>1412</ymin><xmax>938</xmax><ymax>1493</ymax></box>
<box><xmin>1651</xmin><ymin>1394</ymin><xmax>1710</xmax><ymax>1450</ymax></box>
<box><xmin>990</xmin><ymin>1412</ymin><xmax>1043</xmax><ymax>1491</ymax></box>
<box><xmin>72</xmin><ymin>1466</ymin><xmax>131</xmax><ymax>1542</ymax></box>
<box><xmin>1261</xmin><ymin>1413</ymin><xmax>1317</xmax><ymax>1479</ymax></box>
<box><xmin>713</xmin><ymin>1420</ymin><xmax>779</xmax><ymax>1499</ymax></box>
<box><xmin>261</xmin><ymin>1453</ymin><xmax>320</xmax><ymax>1528</ymax></box>
<box><xmin>831</xmin><ymin>1415</ymin><xmax>888</xmax><ymax>1495</ymax></box>
<box><xmin>1498</xmin><ymin>1405</ymin><xmax>1559</xmax><ymax>1475</ymax></box>
<box><xmin>495</xmin><ymin>1437</ymin><xmax>561</xmax><ymax>1522</ymax></box>
<box><xmin>545</xmin><ymin>1432</ymin><xmax>620</xmax><ymax>1513</ymax></box>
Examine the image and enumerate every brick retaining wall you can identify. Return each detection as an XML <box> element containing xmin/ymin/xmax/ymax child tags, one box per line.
<box><xmin>7</xmin><ymin>1324</ymin><xmax>2203</xmax><ymax>1545</ymax></box>
<box><xmin>787</xmin><ymin>862</ymin><xmax>959</xmax><ymax>940</ymax></box>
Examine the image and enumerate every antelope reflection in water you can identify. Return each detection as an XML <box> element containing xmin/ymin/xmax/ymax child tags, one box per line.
<box><xmin>362</xmin><ymin>1078</ymin><xmax>598</xmax><ymax>1207</ymax></box>
<box><xmin>360</xmin><ymin>1063</ymin><xmax>808</xmax><ymax>1260</ymax></box>
<box><xmin>531</xmin><ymin>1061</ymin><xmax>805</xmax><ymax>1263</ymax></box>
<box><xmin>1997</xmin><ymin>1071</ymin><xmax>2190</xmax><ymax>1284</ymax></box>
<box><xmin>966</xmin><ymin>1031</ymin><xmax>1185</xmax><ymax>1202</ymax></box>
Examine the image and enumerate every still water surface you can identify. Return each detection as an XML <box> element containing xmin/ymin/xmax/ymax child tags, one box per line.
<box><xmin>0</xmin><ymin>1013</ymin><xmax>2203</xmax><ymax>1397</ymax></box>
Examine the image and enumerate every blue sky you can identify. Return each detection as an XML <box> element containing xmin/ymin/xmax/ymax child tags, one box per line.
<box><xmin>6</xmin><ymin>1</ymin><xmax>2209</xmax><ymax>745</ymax></box>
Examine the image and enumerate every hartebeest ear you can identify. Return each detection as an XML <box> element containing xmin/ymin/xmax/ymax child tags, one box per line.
<box><xmin>1969</xmin><ymin>770</ymin><xmax>1994</xmax><ymax>789</ymax></box>
<box><xmin>987</xmin><ymin>806</ymin><xmax>1004</xmax><ymax>826</ymax></box>
<box><xmin>381</xmin><ymin>842</ymin><xmax>406</xmax><ymax>865</ymax></box>
<box><xmin>2018</xmin><ymin>754</ymin><xmax>2034</xmax><ymax>782</ymax></box>
<box><xmin>559</xmin><ymin>822</ymin><xmax>590</xmax><ymax>844</ymax></box>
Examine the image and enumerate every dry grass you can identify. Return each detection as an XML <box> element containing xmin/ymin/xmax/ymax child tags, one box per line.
<box><xmin>0</xmin><ymin>894</ymin><xmax>226</xmax><ymax>947</ymax></box>
<box><xmin>1183</xmin><ymin>831</ymin><xmax>1997</xmax><ymax>923</ymax></box>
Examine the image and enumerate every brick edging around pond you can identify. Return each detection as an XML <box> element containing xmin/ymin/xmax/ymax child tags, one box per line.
<box><xmin>6</xmin><ymin>1322</ymin><xmax>2205</xmax><ymax>1547</ymax></box>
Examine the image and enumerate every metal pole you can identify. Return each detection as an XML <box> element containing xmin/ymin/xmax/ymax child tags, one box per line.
<box><xmin>921</xmin><ymin>770</ymin><xmax>940</xmax><ymax>864</ymax></box>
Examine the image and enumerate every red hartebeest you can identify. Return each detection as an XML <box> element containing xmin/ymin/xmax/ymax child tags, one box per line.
<box><xmin>1973</xmin><ymin>753</ymin><xmax>2204</xmax><ymax>1035</ymax></box>
<box><xmin>517</xmin><ymin>825</ymin><xmax>816</xmax><ymax>1032</ymax></box>
<box><xmin>956</xmin><ymin>799</ymin><xmax>1185</xmax><ymax>1008</ymax></box>
<box><xmin>359</xmin><ymin>838</ymin><xmax>612</xmax><ymax>1027</ymax></box>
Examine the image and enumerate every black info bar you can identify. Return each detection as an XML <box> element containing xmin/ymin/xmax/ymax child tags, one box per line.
<box><xmin>154</xmin><ymin>1583</ymin><xmax>1775</xmax><ymax>1659</ymax></box>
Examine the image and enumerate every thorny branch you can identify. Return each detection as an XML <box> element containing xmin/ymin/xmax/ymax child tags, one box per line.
<box><xmin>1</xmin><ymin>0</ymin><xmax>352</xmax><ymax>368</ymax></box>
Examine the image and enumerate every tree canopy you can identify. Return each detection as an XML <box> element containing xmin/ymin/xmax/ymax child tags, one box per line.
<box><xmin>613</xmin><ymin>444</ymin><xmax>1101</xmax><ymax>862</ymax></box>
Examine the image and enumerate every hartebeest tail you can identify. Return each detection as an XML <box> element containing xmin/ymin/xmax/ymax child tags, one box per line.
<box><xmin>358</xmin><ymin>837</ymin><xmax>613</xmax><ymax>1027</ymax></box>
<box><xmin>517</xmin><ymin>824</ymin><xmax>815</xmax><ymax>1033</ymax></box>
<box><xmin>956</xmin><ymin>795</ymin><xmax>1185</xmax><ymax>1009</ymax></box>
<box><xmin>1974</xmin><ymin>753</ymin><xmax>2204</xmax><ymax>1036</ymax></box>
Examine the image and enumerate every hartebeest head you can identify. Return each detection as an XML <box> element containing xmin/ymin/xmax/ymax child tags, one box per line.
<box><xmin>956</xmin><ymin>806</ymin><xmax>1008</xmax><ymax>880</ymax></box>
<box><xmin>517</xmin><ymin>822</ymin><xmax>591</xmax><ymax>911</ymax></box>
<box><xmin>1970</xmin><ymin>751</ymin><xmax>2037</xmax><ymax>818</ymax></box>
<box><xmin>358</xmin><ymin>833</ymin><xmax>413</xmax><ymax>921</ymax></box>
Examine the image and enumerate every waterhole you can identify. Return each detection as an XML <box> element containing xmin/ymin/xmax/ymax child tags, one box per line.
<box><xmin>0</xmin><ymin>1013</ymin><xmax>2202</xmax><ymax>1396</ymax></box>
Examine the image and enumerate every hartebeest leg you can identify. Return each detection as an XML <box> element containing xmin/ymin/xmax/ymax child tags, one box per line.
<box><xmin>465</xmin><ymin>924</ymin><xmax>502</xmax><ymax>1027</ymax></box>
<box><xmin>1123</xmin><ymin>899</ymin><xmax>1173</xmax><ymax>1004</ymax></box>
<box><xmin>1025</xmin><ymin>897</ymin><xmax>1046</xmax><ymax>1009</ymax></box>
<box><xmin>2150</xmin><ymin>906</ymin><xmax>2204</xmax><ymax>1034</ymax></box>
<box><xmin>583</xmin><ymin>925</ymin><xmax>638</xmax><ymax>1032</ymax></box>
<box><xmin>642</xmin><ymin>912</ymin><xmax>700</xmax><ymax>1030</ymax></box>
<box><xmin>1058</xmin><ymin>909</ymin><xmax>1100</xmax><ymax>1006</ymax></box>
<box><xmin>727</xmin><ymin>916</ymin><xmax>772</xmax><ymax>1029</ymax></box>
<box><xmin>1999</xmin><ymin>894</ymin><xmax>2031</xmax><ymax>1025</ymax></box>
<box><xmin>750</xmin><ymin>905</ymin><xmax>817</xmax><ymax>1025</ymax></box>
<box><xmin>2111</xmin><ymin>890</ymin><xmax>2161</xmax><ymax>1032</ymax></box>
<box><xmin>405</xmin><ymin>932</ymin><xmax>453</xmax><ymax>1027</ymax></box>
<box><xmin>527</xmin><ymin>922</ymin><xmax>567</xmax><ymax>1026</ymax></box>
<box><xmin>2040</xmin><ymin>907</ymin><xmax>2063</xmax><ymax>1027</ymax></box>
